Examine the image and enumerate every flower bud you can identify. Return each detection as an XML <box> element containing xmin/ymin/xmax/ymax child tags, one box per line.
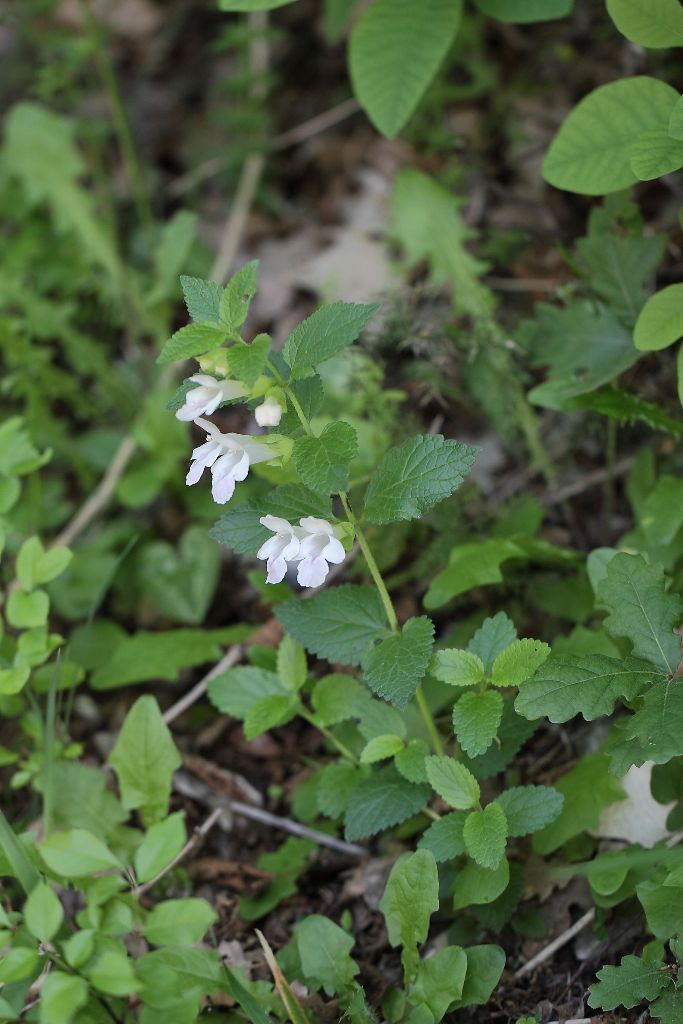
<box><xmin>255</xmin><ymin>393</ymin><xmax>284</xmax><ymax>427</ymax></box>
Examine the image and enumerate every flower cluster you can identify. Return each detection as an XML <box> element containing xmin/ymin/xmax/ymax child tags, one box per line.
<box><xmin>177</xmin><ymin>375</ymin><xmax>346</xmax><ymax>588</ymax></box>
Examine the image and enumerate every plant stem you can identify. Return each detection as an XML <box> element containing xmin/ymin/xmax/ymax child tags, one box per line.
<box><xmin>299</xmin><ymin>708</ymin><xmax>360</xmax><ymax>766</ymax></box>
<box><xmin>414</xmin><ymin>687</ymin><xmax>445</xmax><ymax>757</ymax></box>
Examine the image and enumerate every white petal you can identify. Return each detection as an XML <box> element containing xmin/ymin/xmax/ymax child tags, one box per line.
<box><xmin>220</xmin><ymin>380</ymin><xmax>248</xmax><ymax>401</ymax></box>
<box><xmin>281</xmin><ymin>534</ymin><xmax>301</xmax><ymax>561</ymax></box>
<box><xmin>203</xmin><ymin>391</ymin><xmax>224</xmax><ymax>416</ymax></box>
<box><xmin>231</xmin><ymin>451</ymin><xmax>250</xmax><ymax>482</ymax></box>
<box><xmin>299</xmin><ymin>533</ymin><xmax>327</xmax><ymax>558</ymax></box>
<box><xmin>260</xmin><ymin>515</ymin><xmax>295</xmax><ymax>534</ymax></box>
<box><xmin>266</xmin><ymin>556</ymin><xmax>288</xmax><ymax>584</ymax></box>
<box><xmin>193</xmin><ymin>416</ymin><xmax>220</xmax><ymax>437</ymax></box>
<box><xmin>299</xmin><ymin>516</ymin><xmax>335</xmax><ymax>537</ymax></box>
<box><xmin>225</xmin><ymin>433</ymin><xmax>273</xmax><ymax>465</ymax></box>
<box><xmin>257</xmin><ymin>535</ymin><xmax>288</xmax><ymax>561</ymax></box>
<box><xmin>190</xmin><ymin>374</ymin><xmax>220</xmax><ymax>387</ymax></box>
<box><xmin>297</xmin><ymin>556</ymin><xmax>329</xmax><ymax>588</ymax></box>
<box><xmin>322</xmin><ymin>537</ymin><xmax>346</xmax><ymax>564</ymax></box>
<box><xmin>212</xmin><ymin>472</ymin><xmax>237</xmax><ymax>504</ymax></box>
<box><xmin>255</xmin><ymin>396</ymin><xmax>282</xmax><ymax>427</ymax></box>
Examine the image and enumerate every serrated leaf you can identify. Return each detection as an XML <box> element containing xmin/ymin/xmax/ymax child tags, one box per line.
<box><xmin>361</xmin><ymin>616</ymin><xmax>434</xmax><ymax>709</ymax></box>
<box><xmin>311</xmin><ymin>673</ymin><xmax>369</xmax><ymax>725</ymax></box>
<box><xmin>243</xmin><ymin>693</ymin><xmax>298</xmax><ymax>739</ymax></box>
<box><xmin>417</xmin><ymin>811</ymin><xmax>467</xmax><ymax>862</ymax></box>
<box><xmin>292</xmin><ymin>421</ymin><xmax>359</xmax><ymax>493</ymax></box>
<box><xmin>395</xmin><ymin>739</ymin><xmax>430</xmax><ymax>783</ymax></box>
<box><xmin>452</xmin><ymin>690</ymin><xmax>503</xmax><ymax>757</ymax></box>
<box><xmin>283</xmin><ymin>301</ymin><xmax>378</xmax><ymax>377</ymax></box>
<box><xmin>275</xmin><ymin>585</ymin><xmax>389</xmax><ymax>666</ymax></box>
<box><xmin>424</xmin><ymin>538</ymin><xmax>525</xmax><ymax>609</ymax></box>
<box><xmin>317</xmin><ymin>761</ymin><xmax>364</xmax><ymax>818</ymax></box>
<box><xmin>207</xmin><ymin>666</ymin><xmax>285</xmax><ymax>719</ymax></box>
<box><xmin>514</xmin><ymin>653</ymin><xmax>657</xmax><ymax>723</ymax></box>
<box><xmin>588</xmin><ymin>954</ymin><xmax>671</xmax><ymax>1011</ymax></box>
<box><xmin>533</xmin><ymin>752</ymin><xmax>626</xmax><ymax>855</ymax></box>
<box><xmin>425</xmin><ymin>756</ymin><xmax>480</xmax><ymax>810</ymax></box>
<box><xmin>349</xmin><ymin>0</ymin><xmax>462</xmax><ymax>138</ymax></box>
<box><xmin>624</xmin><ymin>679</ymin><xmax>683</xmax><ymax>764</ymax></box>
<box><xmin>463</xmin><ymin>804</ymin><xmax>508</xmax><ymax>869</ymax></box>
<box><xmin>364</xmin><ymin>434</ymin><xmax>476</xmax><ymax>526</ymax></box>
<box><xmin>219</xmin><ymin>260</ymin><xmax>258</xmax><ymax>332</ymax></box>
<box><xmin>379</xmin><ymin>849</ymin><xmax>439</xmax><ymax>985</ymax></box>
<box><xmin>630</xmin><ymin>129</ymin><xmax>683</xmax><ymax>181</ymax></box>
<box><xmin>211</xmin><ymin>484</ymin><xmax>332</xmax><ymax>557</ymax></box>
<box><xmin>109</xmin><ymin>697</ymin><xmax>181</xmax><ymax>826</ymax></box>
<box><xmin>606</xmin><ymin>0</ymin><xmax>683</xmax><ymax>47</ymax></box>
<box><xmin>468</xmin><ymin>612</ymin><xmax>517</xmax><ymax>674</ymax></box>
<box><xmin>495</xmin><ymin>785</ymin><xmax>564</xmax><ymax>837</ymax></box>
<box><xmin>180</xmin><ymin>276</ymin><xmax>223</xmax><ymax>323</ymax></box>
<box><xmin>430</xmin><ymin>648</ymin><xmax>485</xmax><ymax>687</ymax></box>
<box><xmin>634</xmin><ymin>284</ymin><xmax>683</xmax><ymax>353</ymax></box>
<box><xmin>463</xmin><ymin>699</ymin><xmax>537</xmax><ymax>779</ymax></box>
<box><xmin>651</xmin><ymin>989</ymin><xmax>683</xmax><ymax>1024</ymax></box>
<box><xmin>360</xmin><ymin>734</ymin><xmax>404</xmax><ymax>764</ymax></box>
<box><xmin>598</xmin><ymin>553</ymin><xmax>683</xmax><ymax>673</ymax></box>
<box><xmin>569</xmin><ymin>389</ymin><xmax>683</xmax><ymax>437</ymax></box>
<box><xmin>474</xmin><ymin>0</ymin><xmax>572</xmax><ymax>21</ymax></box>
<box><xmin>491</xmin><ymin>638</ymin><xmax>550</xmax><ymax>687</ymax></box>
<box><xmin>543</xmin><ymin>77</ymin><xmax>679</xmax><ymax>195</ymax></box>
<box><xmin>157</xmin><ymin>322</ymin><xmax>227</xmax><ymax>365</ymax></box>
<box><xmin>344</xmin><ymin>766</ymin><xmax>430</xmax><ymax>840</ymax></box>
<box><xmin>226</xmin><ymin>334</ymin><xmax>270</xmax><ymax>387</ymax></box>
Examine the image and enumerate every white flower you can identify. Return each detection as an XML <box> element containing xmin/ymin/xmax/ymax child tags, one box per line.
<box><xmin>257</xmin><ymin>515</ymin><xmax>304</xmax><ymax>584</ymax></box>
<box><xmin>176</xmin><ymin>375</ymin><xmax>247</xmax><ymax>422</ymax></box>
<box><xmin>255</xmin><ymin>394</ymin><xmax>283</xmax><ymax>427</ymax></box>
<box><xmin>186</xmin><ymin>417</ymin><xmax>273</xmax><ymax>504</ymax></box>
<box><xmin>296</xmin><ymin>517</ymin><xmax>346</xmax><ymax>588</ymax></box>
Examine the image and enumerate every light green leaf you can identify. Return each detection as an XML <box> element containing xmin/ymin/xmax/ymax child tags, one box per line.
<box><xmin>277</xmin><ymin>635</ymin><xmax>307</xmax><ymax>692</ymax></box>
<box><xmin>243</xmin><ymin>693</ymin><xmax>298</xmax><ymax>739</ymax></box>
<box><xmin>449</xmin><ymin>945</ymin><xmax>506</xmax><ymax>1010</ymax></box>
<box><xmin>452</xmin><ymin>690</ymin><xmax>503</xmax><ymax>757</ymax></box>
<box><xmin>295</xmin><ymin>915</ymin><xmax>359</xmax><ymax>995</ymax></box>
<box><xmin>349</xmin><ymin>0</ymin><xmax>462</xmax><ymax>138</ymax></box>
<box><xmin>150</xmin><ymin>209</ymin><xmax>197</xmax><ymax>303</ymax></box>
<box><xmin>0</xmin><ymin>946</ymin><xmax>40</xmax><ymax>984</ymax></box>
<box><xmin>463</xmin><ymin>804</ymin><xmax>508</xmax><ymax>869</ymax></box>
<box><xmin>137</xmin><ymin>525</ymin><xmax>220</xmax><ymax>625</ymax></box>
<box><xmin>275</xmin><ymin>585</ymin><xmax>389</xmax><ymax>666</ymax></box>
<box><xmin>39</xmin><ymin>829</ymin><xmax>122</xmax><ymax>877</ymax></box>
<box><xmin>135</xmin><ymin>812</ymin><xmax>187</xmax><ymax>884</ymax></box>
<box><xmin>418</xmin><ymin>811</ymin><xmax>467</xmax><ymax>862</ymax></box>
<box><xmin>533</xmin><ymin>753</ymin><xmax>626</xmax><ymax>855</ymax></box>
<box><xmin>430</xmin><ymin>649</ymin><xmax>485</xmax><ymax>687</ymax></box>
<box><xmin>453</xmin><ymin>856</ymin><xmax>509</xmax><ymax>910</ymax></box>
<box><xmin>311</xmin><ymin>673</ymin><xmax>369</xmax><ymax>725</ymax></box>
<box><xmin>7</xmin><ymin>588</ymin><xmax>49</xmax><ymax>628</ymax></box>
<box><xmin>425</xmin><ymin>756</ymin><xmax>480</xmax><ymax>810</ymax></box>
<box><xmin>16</xmin><ymin>537</ymin><xmax>72</xmax><ymax>590</ymax></box>
<box><xmin>364</xmin><ymin>434</ymin><xmax>476</xmax><ymax>526</ymax></box>
<box><xmin>219</xmin><ymin>0</ymin><xmax>298</xmax><ymax>8</ymax></box>
<box><xmin>495</xmin><ymin>785</ymin><xmax>564</xmax><ymax>837</ymax></box>
<box><xmin>588</xmin><ymin>954</ymin><xmax>672</xmax><ymax>1011</ymax></box>
<box><xmin>50</xmin><ymin>761</ymin><xmax>126</xmax><ymax>840</ymax></box>
<box><xmin>379</xmin><ymin>850</ymin><xmax>439</xmax><ymax>984</ymax></box>
<box><xmin>424</xmin><ymin>538</ymin><xmax>525</xmax><ymax>609</ymax></box>
<box><xmin>283</xmin><ymin>301</ymin><xmax>378</xmax><ymax>377</ymax></box>
<box><xmin>638</xmin><ymin>880</ymin><xmax>683</xmax><ymax>940</ymax></box>
<box><xmin>25</xmin><ymin>882</ymin><xmax>64</xmax><ymax>941</ymax></box>
<box><xmin>292</xmin><ymin>421</ymin><xmax>358</xmax><ymax>493</ymax></box>
<box><xmin>542</xmin><ymin>77</ymin><xmax>680</xmax><ymax>195</ymax></box>
<box><xmin>109</xmin><ymin>696</ymin><xmax>181</xmax><ymax>825</ymax></box>
<box><xmin>598</xmin><ymin>553</ymin><xmax>683</xmax><ymax>673</ymax></box>
<box><xmin>606</xmin><ymin>0</ymin><xmax>683</xmax><ymax>47</ymax></box>
<box><xmin>219</xmin><ymin>260</ymin><xmax>258</xmax><ymax>332</ymax></box>
<box><xmin>157</xmin><ymin>322</ymin><xmax>227</xmax><ymax>365</ymax></box>
<box><xmin>491</xmin><ymin>638</ymin><xmax>550</xmax><ymax>687</ymax></box>
<box><xmin>0</xmin><ymin>665</ymin><xmax>30</xmax><ymax>695</ymax></box>
<box><xmin>144</xmin><ymin>898</ymin><xmax>217</xmax><ymax>947</ymax></box>
<box><xmin>180</xmin><ymin>275</ymin><xmax>223</xmax><ymax>324</ymax></box>
<box><xmin>640</xmin><ymin>476</ymin><xmax>683</xmax><ymax>546</ymax></box>
<box><xmin>361</xmin><ymin>616</ymin><xmax>434</xmax><ymax>709</ymax></box>
<box><xmin>634</xmin><ymin>284</ymin><xmax>683</xmax><ymax>352</ymax></box>
<box><xmin>569</xmin><ymin>388</ymin><xmax>683</xmax><ymax>436</ymax></box>
<box><xmin>474</xmin><ymin>0</ymin><xmax>572</xmax><ymax>21</ymax></box>
<box><xmin>39</xmin><ymin>971</ymin><xmax>88</xmax><ymax>1024</ymax></box>
<box><xmin>395</xmin><ymin>739</ymin><xmax>430</xmax><ymax>783</ymax></box>
<box><xmin>630</xmin><ymin>129</ymin><xmax>683</xmax><ymax>180</ymax></box>
<box><xmin>317</xmin><ymin>761</ymin><xmax>364</xmax><ymax>818</ymax></box>
<box><xmin>87</xmin><ymin>951</ymin><xmax>140</xmax><ymax>996</ymax></box>
<box><xmin>515</xmin><ymin>653</ymin><xmax>658</xmax><ymax>723</ymax></box>
<box><xmin>412</xmin><ymin>946</ymin><xmax>467</xmax><ymax>1020</ymax></box>
<box><xmin>226</xmin><ymin>334</ymin><xmax>270</xmax><ymax>388</ymax></box>
<box><xmin>360</xmin><ymin>734</ymin><xmax>404</xmax><ymax>764</ymax></box>
<box><xmin>468</xmin><ymin>612</ymin><xmax>517</xmax><ymax>674</ymax></box>
<box><xmin>344</xmin><ymin>767</ymin><xmax>430</xmax><ymax>840</ymax></box>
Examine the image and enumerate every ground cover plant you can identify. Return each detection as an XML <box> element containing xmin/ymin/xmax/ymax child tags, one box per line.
<box><xmin>1</xmin><ymin>0</ymin><xmax>682</xmax><ymax>1021</ymax></box>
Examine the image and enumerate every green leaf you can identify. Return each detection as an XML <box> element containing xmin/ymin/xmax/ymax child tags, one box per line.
<box><xmin>239</xmin><ymin>837</ymin><xmax>315</xmax><ymax>921</ymax></box>
<box><xmin>425</xmin><ymin>756</ymin><xmax>480</xmax><ymax>810</ymax></box>
<box><xmin>283</xmin><ymin>301</ymin><xmax>378</xmax><ymax>377</ymax></box>
<box><xmin>87</xmin><ymin>951</ymin><xmax>140</xmax><ymax>996</ymax></box>
<box><xmin>606</xmin><ymin>0</ymin><xmax>683</xmax><ymax>47</ymax></box>
<box><xmin>16</xmin><ymin>537</ymin><xmax>72</xmax><ymax>589</ymax></box>
<box><xmin>275</xmin><ymin>585</ymin><xmax>389</xmax><ymax>666</ymax></box>
<box><xmin>0</xmin><ymin>946</ymin><xmax>40</xmax><ymax>984</ymax></box>
<box><xmin>150</xmin><ymin>209</ymin><xmax>197</xmax><ymax>303</ymax></box>
<box><xmin>135</xmin><ymin>812</ymin><xmax>187</xmax><ymax>884</ymax></box>
<box><xmin>364</xmin><ymin>434</ymin><xmax>476</xmax><ymax>526</ymax></box>
<box><xmin>395</xmin><ymin>739</ymin><xmax>430</xmax><ymax>783</ymax></box>
<box><xmin>109</xmin><ymin>696</ymin><xmax>181</xmax><ymax>825</ymax></box>
<box><xmin>136</xmin><ymin>946</ymin><xmax>221</xmax><ymax>994</ymax></box>
<box><xmin>360</xmin><ymin>734</ymin><xmax>404</xmax><ymax>764</ymax></box>
<box><xmin>588</xmin><ymin>954</ymin><xmax>672</xmax><ymax>1011</ymax></box>
<box><xmin>344</xmin><ymin>766</ymin><xmax>430</xmax><ymax>840</ymax></box>
<box><xmin>634</xmin><ymin>284</ymin><xmax>683</xmax><ymax>352</ymax></box>
<box><xmin>292</xmin><ymin>421</ymin><xmax>359</xmax><ymax>493</ymax></box>
<box><xmin>453</xmin><ymin>857</ymin><xmax>510</xmax><ymax>910</ymax></box>
<box><xmin>392</xmin><ymin>168</ymin><xmax>491</xmax><ymax>318</ymax></box>
<box><xmin>463</xmin><ymin>804</ymin><xmax>508</xmax><ymax>869</ymax></box>
<box><xmin>452</xmin><ymin>690</ymin><xmax>503</xmax><ymax>757</ymax></box>
<box><xmin>379</xmin><ymin>850</ymin><xmax>439</xmax><ymax>984</ymax></box>
<box><xmin>218</xmin><ymin>0</ymin><xmax>298</xmax><ymax>8</ymax></box>
<box><xmin>625</xmin><ymin>679</ymin><xmax>683</xmax><ymax>764</ymax></box>
<box><xmin>671</xmin><ymin>95</ymin><xmax>683</xmax><ymax>139</ymax></box>
<box><xmin>515</xmin><ymin>653</ymin><xmax>658</xmax><ymax>723</ymax></box>
<box><xmin>474</xmin><ymin>0</ymin><xmax>572</xmax><ymax>20</ymax></box>
<box><xmin>491</xmin><ymin>638</ymin><xmax>550</xmax><ymax>687</ymax></box>
<box><xmin>50</xmin><ymin>761</ymin><xmax>126</xmax><ymax>840</ymax></box>
<box><xmin>226</xmin><ymin>334</ymin><xmax>270</xmax><ymax>387</ymax></box>
<box><xmin>638</xmin><ymin>879</ymin><xmax>683</xmax><ymax>940</ymax></box>
<box><xmin>219</xmin><ymin>260</ymin><xmax>259</xmax><ymax>332</ymax></box>
<box><xmin>542</xmin><ymin>77</ymin><xmax>680</xmax><ymax>195</ymax></box>
<box><xmin>137</xmin><ymin>525</ymin><xmax>220</xmax><ymax>625</ymax></box>
<box><xmin>569</xmin><ymin>388</ymin><xmax>683</xmax><ymax>437</ymax></box>
<box><xmin>495</xmin><ymin>785</ymin><xmax>564</xmax><ymax>837</ymax></box>
<box><xmin>144</xmin><ymin>898</ymin><xmax>217</xmax><ymax>947</ymax></box>
<box><xmin>24</xmin><ymin>881</ymin><xmax>64</xmax><ymax>941</ymax></box>
<box><xmin>361</xmin><ymin>616</ymin><xmax>434</xmax><ymax>709</ymax></box>
<box><xmin>641</xmin><ymin>476</ymin><xmax>683</xmax><ymax>546</ymax></box>
<box><xmin>207</xmin><ymin>666</ymin><xmax>285</xmax><ymax>719</ymax></box>
<box><xmin>349</xmin><ymin>0</ymin><xmax>462</xmax><ymax>138</ymax></box>
<box><xmin>7</xmin><ymin>588</ymin><xmax>49</xmax><ymax>628</ymax></box>
<box><xmin>277</xmin><ymin>635</ymin><xmax>307</xmax><ymax>692</ymax></box>
<box><xmin>317</xmin><ymin>761</ymin><xmax>364</xmax><ymax>818</ymax></box>
<box><xmin>311</xmin><ymin>673</ymin><xmax>369</xmax><ymax>726</ymax></box>
<box><xmin>412</xmin><ymin>946</ymin><xmax>468</xmax><ymax>1020</ymax></box>
<box><xmin>424</xmin><ymin>538</ymin><xmax>525</xmax><ymax>609</ymax></box>
<box><xmin>40</xmin><ymin>971</ymin><xmax>88</xmax><ymax>1024</ymax></box>
<box><xmin>651</xmin><ymin>989</ymin><xmax>683</xmax><ymax>1024</ymax></box>
<box><xmin>180</xmin><ymin>275</ymin><xmax>223</xmax><ymax>324</ymax></box>
<box><xmin>295</xmin><ymin>915</ymin><xmax>359</xmax><ymax>995</ymax></box>
<box><xmin>39</xmin><ymin>829</ymin><xmax>122</xmax><ymax>877</ymax></box>
<box><xmin>418</xmin><ymin>811</ymin><xmax>467</xmax><ymax>862</ymax></box>
<box><xmin>533</xmin><ymin>753</ymin><xmax>626</xmax><ymax>855</ymax></box>
<box><xmin>630</xmin><ymin>129</ymin><xmax>683</xmax><ymax>180</ymax></box>
<box><xmin>468</xmin><ymin>612</ymin><xmax>517</xmax><ymax>674</ymax></box>
<box><xmin>157</xmin><ymin>322</ymin><xmax>227</xmax><ymax>364</ymax></box>
<box><xmin>598</xmin><ymin>553</ymin><xmax>683</xmax><ymax>673</ymax></box>
<box><xmin>210</xmin><ymin>500</ymin><xmax>270</xmax><ymax>555</ymax></box>
<box><xmin>243</xmin><ymin>693</ymin><xmax>298</xmax><ymax>739</ymax></box>
<box><xmin>449</xmin><ymin>945</ymin><xmax>505</xmax><ymax>1010</ymax></box>
<box><xmin>430</xmin><ymin>649</ymin><xmax>485</xmax><ymax>687</ymax></box>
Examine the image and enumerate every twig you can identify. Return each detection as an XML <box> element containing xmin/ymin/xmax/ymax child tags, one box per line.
<box><xmin>163</xmin><ymin>644</ymin><xmax>244</xmax><ymax>725</ymax></box>
<box><xmin>513</xmin><ymin>908</ymin><xmax>596</xmax><ymax>979</ymax></box>
<box><xmin>53</xmin><ymin>436</ymin><xmax>138</xmax><ymax>549</ymax></box>
<box><xmin>541</xmin><ymin>456</ymin><xmax>633</xmax><ymax>507</ymax></box>
<box><xmin>134</xmin><ymin>806</ymin><xmax>224</xmax><ymax>897</ymax></box>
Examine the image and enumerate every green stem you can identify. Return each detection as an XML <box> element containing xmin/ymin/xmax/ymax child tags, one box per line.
<box><xmin>299</xmin><ymin>708</ymin><xmax>359</xmax><ymax>766</ymax></box>
<box><xmin>415</xmin><ymin>686</ymin><xmax>445</xmax><ymax>758</ymax></box>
